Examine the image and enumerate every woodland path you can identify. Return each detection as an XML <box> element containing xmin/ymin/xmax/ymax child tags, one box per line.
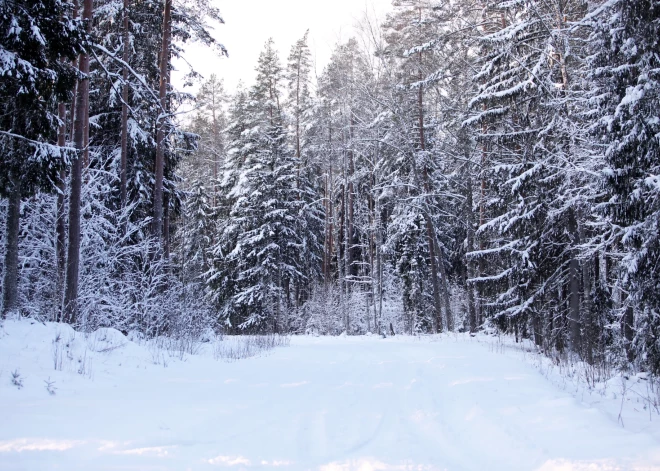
<box><xmin>1</xmin><ymin>325</ymin><xmax>659</xmax><ymax>470</ymax></box>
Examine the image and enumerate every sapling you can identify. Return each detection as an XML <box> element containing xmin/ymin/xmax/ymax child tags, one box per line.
<box><xmin>44</xmin><ymin>378</ymin><xmax>57</xmax><ymax>395</ymax></box>
<box><xmin>11</xmin><ymin>369</ymin><xmax>23</xmax><ymax>389</ymax></box>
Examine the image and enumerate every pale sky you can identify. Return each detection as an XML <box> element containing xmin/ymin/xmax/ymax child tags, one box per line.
<box><xmin>172</xmin><ymin>0</ymin><xmax>393</xmax><ymax>95</ymax></box>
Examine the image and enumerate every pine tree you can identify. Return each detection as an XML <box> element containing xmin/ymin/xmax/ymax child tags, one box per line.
<box><xmin>152</xmin><ymin>0</ymin><xmax>172</xmax><ymax>243</ymax></box>
<box><xmin>381</xmin><ymin>1</ymin><xmax>454</xmax><ymax>332</ymax></box>
<box><xmin>63</xmin><ymin>0</ymin><xmax>94</xmax><ymax>323</ymax></box>
<box><xmin>286</xmin><ymin>30</ymin><xmax>313</xmax><ymax>180</ymax></box>
<box><xmin>194</xmin><ymin>75</ymin><xmax>227</xmax><ymax>193</ymax></box>
<box><xmin>315</xmin><ymin>38</ymin><xmax>378</xmax><ymax>333</ymax></box>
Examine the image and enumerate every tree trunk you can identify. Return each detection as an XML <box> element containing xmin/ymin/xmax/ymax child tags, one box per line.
<box><xmin>119</xmin><ymin>0</ymin><xmax>130</xmax><ymax>209</ymax></box>
<box><xmin>63</xmin><ymin>0</ymin><xmax>92</xmax><ymax>323</ymax></box>
<box><xmin>466</xmin><ymin>176</ymin><xmax>477</xmax><ymax>333</ymax></box>
<box><xmin>212</xmin><ymin>98</ymin><xmax>218</xmax><ymax>207</ymax></box>
<box><xmin>417</xmin><ymin>67</ymin><xmax>444</xmax><ymax>333</ymax></box>
<box><xmin>69</xmin><ymin>59</ymin><xmax>78</xmax><ymax>143</ymax></box>
<box><xmin>582</xmin><ymin>226</ymin><xmax>593</xmax><ymax>364</ymax></box>
<box><xmin>327</xmin><ymin>163</ymin><xmax>334</xmax><ymax>283</ymax></box>
<box><xmin>424</xmin><ymin>216</ymin><xmax>444</xmax><ymax>333</ymax></box>
<box><xmin>622</xmin><ymin>305</ymin><xmax>635</xmax><ymax>363</ymax></box>
<box><xmin>478</xmin><ymin>103</ymin><xmax>488</xmax><ymax>325</ymax></box>
<box><xmin>152</xmin><ymin>0</ymin><xmax>172</xmax><ymax>241</ymax></box>
<box><xmin>347</xmin><ymin>116</ymin><xmax>356</xmax><ymax>279</ymax></box>
<box><xmin>163</xmin><ymin>193</ymin><xmax>170</xmax><ymax>259</ymax></box>
<box><xmin>368</xmin><ymin>173</ymin><xmax>376</xmax><ymax>333</ymax></box>
<box><xmin>2</xmin><ymin>176</ymin><xmax>21</xmax><ymax>318</ymax></box>
<box><xmin>56</xmin><ymin>103</ymin><xmax>67</xmax><ymax>301</ymax></box>
<box><xmin>295</xmin><ymin>50</ymin><xmax>302</xmax><ymax>188</ymax></box>
<box><xmin>322</xmin><ymin>172</ymin><xmax>329</xmax><ymax>279</ymax></box>
<box><xmin>285</xmin><ymin>279</ymin><xmax>291</xmax><ymax>333</ymax></box>
<box><xmin>342</xmin><ymin>179</ymin><xmax>350</xmax><ymax>333</ymax></box>
<box><xmin>435</xmin><ymin>235</ymin><xmax>453</xmax><ymax>332</ymax></box>
<box><xmin>377</xmin><ymin>228</ymin><xmax>383</xmax><ymax>334</ymax></box>
<box><xmin>324</xmin><ymin>123</ymin><xmax>334</xmax><ymax>281</ymax></box>
<box><xmin>568</xmin><ymin>210</ymin><xmax>581</xmax><ymax>354</ymax></box>
<box><xmin>374</xmin><ymin>139</ymin><xmax>383</xmax><ymax>334</ymax></box>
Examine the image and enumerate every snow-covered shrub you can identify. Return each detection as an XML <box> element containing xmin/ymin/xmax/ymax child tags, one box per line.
<box><xmin>10</xmin><ymin>163</ymin><xmax>217</xmax><ymax>347</ymax></box>
<box><xmin>18</xmin><ymin>195</ymin><xmax>59</xmax><ymax>321</ymax></box>
<box><xmin>301</xmin><ymin>284</ymin><xmax>344</xmax><ymax>335</ymax></box>
<box><xmin>213</xmin><ymin>334</ymin><xmax>290</xmax><ymax>361</ymax></box>
<box><xmin>449</xmin><ymin>283</ymin><xmax>469</xmax><ymax>333</ymax></box>
<box><xmin>300</xmin><ymin>274</ymin><xmax>406</xmax><ymax>336</ymax></box>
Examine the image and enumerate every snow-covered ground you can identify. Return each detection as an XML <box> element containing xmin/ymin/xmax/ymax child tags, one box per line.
<box><xmin>1</xmin><ymin>319</ymin><xmax>659</xmax><ymax>471</ymax></box>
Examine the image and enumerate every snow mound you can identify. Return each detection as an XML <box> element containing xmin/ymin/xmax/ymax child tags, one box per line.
<box><xmin>87</xmin><ymin>327</ymin><xmax>128</xmax><ymax>353</ymax></box>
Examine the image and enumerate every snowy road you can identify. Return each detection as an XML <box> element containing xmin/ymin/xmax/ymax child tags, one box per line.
<box><xmin>1</xmin><ymin>322</ymin><xmax>659</xmax><ymax>470</ymax></box>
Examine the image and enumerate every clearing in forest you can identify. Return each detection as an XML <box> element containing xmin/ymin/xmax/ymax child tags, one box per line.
<box><xmin>0</xmin><ymin>320</ymin><xmax>659</xmax><ymax>470</ymax></box>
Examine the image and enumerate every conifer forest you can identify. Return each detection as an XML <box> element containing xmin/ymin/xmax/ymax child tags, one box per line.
<box><xmin>2</xmin><ymin>0</ymin><xmax>660</xmax><ymax>381</ymax></box>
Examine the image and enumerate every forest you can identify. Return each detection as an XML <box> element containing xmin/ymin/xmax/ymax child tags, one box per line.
<box><xmin>1</xmin><ymin>0</ymin><xmax>659</xmax><ymax>379</ymax></box>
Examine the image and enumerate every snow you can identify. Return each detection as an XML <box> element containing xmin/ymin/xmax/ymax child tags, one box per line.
<box><xmin>646</xmin><ymin>175</ymin><xmax>660</xmax><ymax>192</ymax></box>
<box><xmin>1</xmin><ymin>319</ymin><xmax>660</xmax><ymax>471</ymax></box>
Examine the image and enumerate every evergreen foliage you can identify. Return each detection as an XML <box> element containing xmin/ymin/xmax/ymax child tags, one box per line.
<box><xmin>1</xmin><ymin>0</ymin><xmax>660</xmax><ymax>380</ymax></box>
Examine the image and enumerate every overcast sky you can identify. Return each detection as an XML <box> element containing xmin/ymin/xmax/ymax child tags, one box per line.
<box><xmin>172</xmin><ymin>0</ymin><xmax>393</xmax><ymax>96</ymax></box>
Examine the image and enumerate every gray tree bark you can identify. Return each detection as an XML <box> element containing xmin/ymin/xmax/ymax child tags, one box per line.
<box><xmin>418</xmin><ymin>77</ymin><xmax>444</xmax><ymax>333</ymax></box>
<box><xmin>2</xmin><ymin>176</ymin><xmax>21</xmax><ymax>318</ymax></box>
<box><xmin>56</xmin><ymin>103</ymin><xmax>67</xmax><ymax>306</ymax></box>
<box><xmin>152</xmin><ymin>0</ymin><xmax>172</xmax><ymax>241</ymax></box>
<box><xmin>622</xmin><ymin>305</ymin><xmax>635</xmax><ymax>363</ymax></box>
<box><xmin>63</xmin><ymin>0</ymin><xmax>93</xmax><ymax>323</ymax></box>
<box><xmin>466</xmin><ymin>176</ymin><xmax>477</xmax><ymax>333</ymax></box>
<box><xmin>120</xmin><ymin>0</ymin><xmax>130</xmax><ymax>209</ymax></box>
<box><xmin>567</xmin><ymin>209</ymin><xmax>581</xmax><ymax>354</ymax></box>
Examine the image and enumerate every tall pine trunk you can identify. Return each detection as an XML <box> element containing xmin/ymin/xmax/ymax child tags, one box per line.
<box><xmin>341</xmin><ymin>178</ymin><xmax>350</xmax><ymax>333</ymax></box>
<box><xmin>294</xmin><ymin>50</ymin><xmax>302</xmax><ymax>188</ymax></box>
<box><xmin>466</xmin><ymin>176</ymin><xmax>477</xmax><ymax>333</ymax></box>
<box><xmin>581</xmin><ymin>222</ymin><xmax>593</xmax><ymax>364</ymax></box>
<box><xmin>417</xmin><ymin>74</ymin><xmax>444</xmax><ymax>333</ymax></box>
<box><xmin>212</xmin><ymin>100</ymin><xmax>218</xmax><ymax>207</ymax></box>
<box><xmin>63</xmin><ymin>0</ymin><xmax>92</xmax><ymax>323</ymax></box>
<box><xmin>152</xmin><ymin>0</ymin><xmax>172</xmax><ymax>241</ymax></box>
<box><xmin>434</xmin><ymin>233</ymin><xmax>453</xmax><ymax>331</ymax></box>
<box><xmin>622</xmin><ymin>305</ymin><xmax>635</xmax><ymax>363</ymax></box>
<box><xmin>347</xmin><ymin>117</ymin><xmax>356</xmax><ymax>280</ymax></box>
<box><xmin>120</xmin><ymin>0</ymin><xmax>130</xmax><ymax>208</ymax></box>
<box><xmin>424</xmin><ymin>215</ymin><xmax>443</xmax><ymax>333</ymax></box>
<box><xmin>2</xmin><ymin>175</ymin><xmax>21</xmax><ymax>318</ymax></box>
<box><xmin>323</xmin><ymin>125</ymin><xmax>334</xmax><ymax>282</ymax></box>
<box><xmin>322</xmin><ymin>172</ymin><xmax>329</xmax><ymax>279</ymax></box>
<box><xmin>164</xmin><ymin>193</ymin><xmax>170</xmax><ymax>258</ymax></box>
<box><xmin>56</xmin><ymin>103</ymin><xmax>67</xmax><ymax>304</ymax></box>
<box><xmin>568</xmin><ymin>209</ymin><xmax>581</xmax><ymax>353</ymax></box>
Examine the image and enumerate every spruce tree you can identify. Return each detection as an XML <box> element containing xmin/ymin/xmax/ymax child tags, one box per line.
<box><xmin>285</xmin><ymin>30</ymin><xmax>323</xmax><ymax>310</ymax></box>
<box><xmin>592</xmin><ymin>0</ymin><xmax>660</xmax><ymax>371</ymax></box>
<box><xmin>466</xmin><ymin>0</ymin><xmax>595</xmax><ymax>350</ymax></box>
<box><xmin>209</xmin><ymin>40</ymin><xmax>309</xmax><ymax>331</ymax></box>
